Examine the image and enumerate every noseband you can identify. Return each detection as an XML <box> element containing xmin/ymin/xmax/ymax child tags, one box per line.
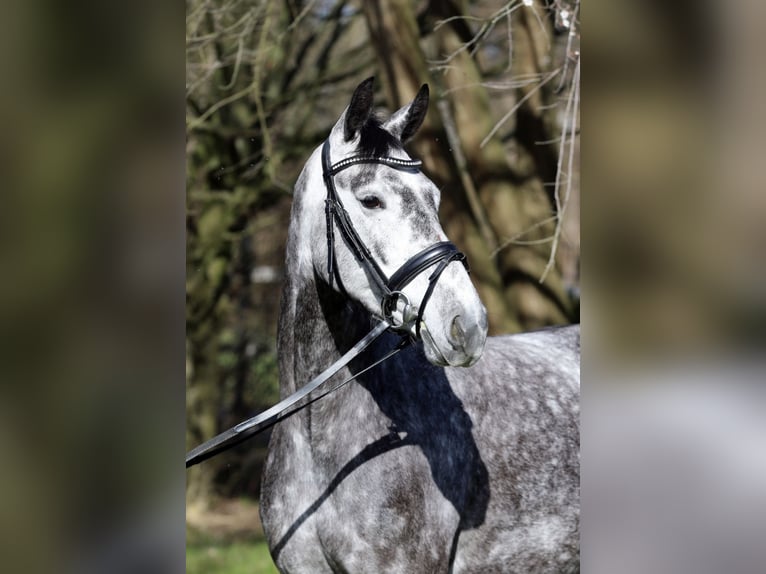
<box><xmin>322</xmin><ymin>140</ymin><xmax>468</xmax><ymax>339</ymax></box>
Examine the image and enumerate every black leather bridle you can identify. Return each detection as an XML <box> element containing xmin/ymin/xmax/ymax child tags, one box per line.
<box><xmin>186</xmin><ymin>140</ymin><xmax>471</xmax><ymax>468</ymax></box>
<box><xmin>322</xmin><ymin>139</ymin><xmax>468</xmax><ymax>339</ymax></box>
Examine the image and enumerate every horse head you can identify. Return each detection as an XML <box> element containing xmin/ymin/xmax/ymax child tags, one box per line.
<box><xmin>304</xmin><ymin>77</ymin><xmax>488</xmax><ymax>367</ymax></box>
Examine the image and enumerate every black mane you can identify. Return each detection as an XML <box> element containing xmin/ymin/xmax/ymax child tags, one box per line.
<box><xmin>357</xmin><ymin>115</ymin><xmax>402</xmax><ymax>157</ymax></box>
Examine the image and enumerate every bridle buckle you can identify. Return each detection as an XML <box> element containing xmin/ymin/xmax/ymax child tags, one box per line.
<box><xmin>382</xmin><ymin>291</ymin><xmax>417</xmax><ymax>333</ymax></box>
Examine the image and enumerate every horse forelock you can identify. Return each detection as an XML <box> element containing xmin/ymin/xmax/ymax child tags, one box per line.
<box><xmin>357</xmin><ymin>114</ymin><xmax>402</xmax><ymax>157</ymax></box>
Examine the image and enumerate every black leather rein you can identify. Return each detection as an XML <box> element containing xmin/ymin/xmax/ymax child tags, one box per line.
<box><xmin>185</xmin><ymin>140</ymin><xmax>470</xmax><ymax>468</ymax></box>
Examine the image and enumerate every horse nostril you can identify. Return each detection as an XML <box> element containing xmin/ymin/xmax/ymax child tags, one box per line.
<box><xmin>450</xmin><ymin>315</ymin><xmax>467</xmax><ymax>348</ymax></box>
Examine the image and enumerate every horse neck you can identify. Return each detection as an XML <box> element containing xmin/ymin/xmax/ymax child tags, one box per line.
<box><xmin>277</xmin><ymin>167</ymin><xmax>370</xmax><ymax>397</ymax></box>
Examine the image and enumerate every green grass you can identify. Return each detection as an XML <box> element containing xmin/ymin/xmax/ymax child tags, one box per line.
<box><xmin>187</xmin><ymin>540</ymin><xmax>279</xmax><ymax>574</ymax></box>
<box><xmin>186</xmin><ymin>540</ymin><xmax>278</xmax><ymax>574</ymax></box>
<box><xmin>186</xmin><ymin>497</ymin><xmax>278</xmax><ymax>573</ymax></box>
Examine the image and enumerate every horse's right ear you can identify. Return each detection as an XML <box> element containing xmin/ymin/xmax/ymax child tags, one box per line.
<box><xmin>344</xmin><ymin>77</ymin><xmax>375</xmax><ymax>141</ymax></box>
<box><xmin>383</xmin><ymin>84</ymin><xmax>429</xmax><ymax>143</ymax></box>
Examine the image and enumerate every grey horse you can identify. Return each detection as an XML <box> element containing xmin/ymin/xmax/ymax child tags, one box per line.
<box><xmin>260</xmin><ymin>78</ymin><xmax>579</xmax><ymax>573</ymax></box>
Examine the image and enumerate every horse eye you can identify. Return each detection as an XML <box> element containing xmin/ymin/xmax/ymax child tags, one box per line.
<box><xmin>361</xmin><ymin>195</ymin><xmax>383</xmax><ymax>209</ymax></box>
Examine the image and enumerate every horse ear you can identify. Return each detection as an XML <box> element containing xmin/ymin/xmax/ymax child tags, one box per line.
<box><xmin>385</xmin><ymin>84</ymin><xmax>429</xmax><ymax>143</ymax></box>
<box><xmin>344</xmin><ymin>77</ymin><xmax>375</xmax><ymax>141</ymax></box>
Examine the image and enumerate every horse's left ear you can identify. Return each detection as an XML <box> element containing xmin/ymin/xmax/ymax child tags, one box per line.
<box><xmin>384</xmin><ymin>84</ymin><xmax>429</xmax><ymax>143</ymax></box>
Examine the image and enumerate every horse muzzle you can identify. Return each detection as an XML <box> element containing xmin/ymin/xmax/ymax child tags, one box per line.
<box><xmin>421</xmin><ymin>305</ymin><xmax>488</xmax><ymax>367</ymax></box>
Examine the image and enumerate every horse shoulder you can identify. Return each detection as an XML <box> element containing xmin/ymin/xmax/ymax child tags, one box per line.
<box><xmin>443</xmin><ymin>326</ymin><xmax>580</xmax><ymax>570</ymax></box>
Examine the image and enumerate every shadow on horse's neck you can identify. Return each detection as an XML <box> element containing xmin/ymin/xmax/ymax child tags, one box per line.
<box><xmin>275</xmin><ymin>264</ymin><xmax>491</xmax><ymax>568</ymax></box>
<box><xmin>314</xmin><ymin>271</ymin><xmax>374</xmax><ymax>353</ymax></box>
<box><xmin>277</xmin><ymin>264</ymin><xmax>374</xmax><ymax>394</ymax></box>
<box><xmin>286</xmin><ymin>266</ymin><xmax>491</xmax><ymax>500</ymax></box>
